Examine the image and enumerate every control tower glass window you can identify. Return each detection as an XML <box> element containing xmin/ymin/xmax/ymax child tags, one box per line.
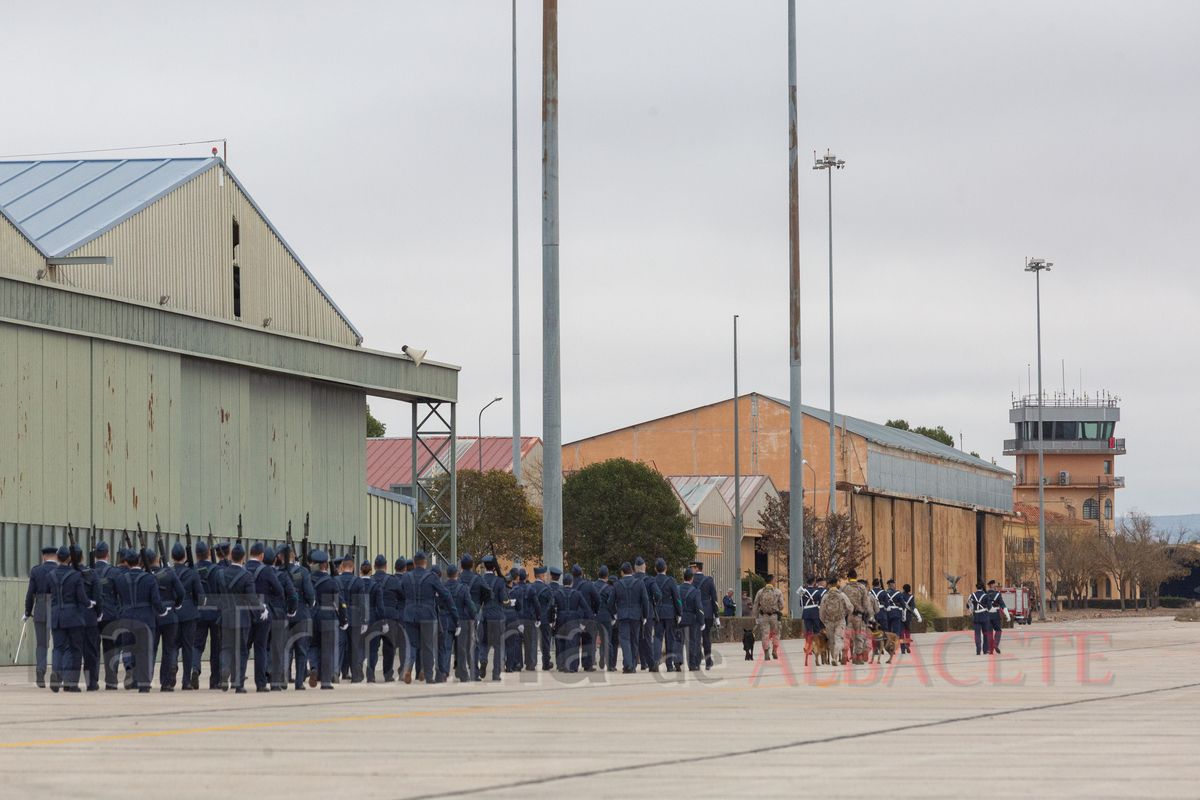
<box><xmin>1054</xmin><ymin>422</ymin><xmax>1078</xmax><ymax>440</ymax></box>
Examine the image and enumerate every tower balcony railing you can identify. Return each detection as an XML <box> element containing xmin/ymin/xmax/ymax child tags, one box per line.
<box><xmin>1003</xmin><ymin>438</ymin><xmax>1125</xmax><ymax>455</ymax></box>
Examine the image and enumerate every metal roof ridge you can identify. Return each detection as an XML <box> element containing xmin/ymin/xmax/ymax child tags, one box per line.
<box><xmin>0</xmin><ymin>204</ymin><xmax>49</xmax><ymax>258</ymax></box>
<box><xmin>27</xmin><ymin>159</ymin><xmax>134</xmax><ymax>235</ymax></box>
<box><xmin>3</xmin><ymin>160</ymin><xmax>85</xmax><ymax>210</ymax></box>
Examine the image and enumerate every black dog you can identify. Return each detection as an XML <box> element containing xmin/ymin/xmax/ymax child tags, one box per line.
<box><xmin>742</xmin><ymin>628</ymin><xmax>755</xmax><ymax>660</ymax></box>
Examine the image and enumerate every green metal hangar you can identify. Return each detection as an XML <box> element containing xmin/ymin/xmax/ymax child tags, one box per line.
<box><xmin>0</xmin><ymin>158</ymin><xmax>457</xmax><ymax>661</ymax></box>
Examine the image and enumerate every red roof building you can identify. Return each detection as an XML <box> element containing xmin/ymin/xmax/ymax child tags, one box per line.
<box><xmin>367</xmin><ymin>436</ymin><xmax>543</xmax><ymax>496</ymax></box>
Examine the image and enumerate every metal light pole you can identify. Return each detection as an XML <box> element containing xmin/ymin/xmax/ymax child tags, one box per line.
<box><xmin>786</xmin><ymin>0</ymin><xmax>804</xmax><ymax>619</ymax></box>
<box><xmin>733</xmin><ymin>314</ymin><xmax>742</xmax><ymax>615</ymax></box>
<box><xmin>511</xmin><ymin>0</ymin><xmax>522</xmax><ymax>485</ymax></box>
<box><xmin>541</xmin><ymin>0</ymin><xmax>563</xmax><ymax>571</ymax></box>
<box><xmin>1025</xmin><ymin>257</ymin><xmax>1052</xmax><ymax>622</ymax></box>
<box><xmin>478</xmin><ymin>397</ymin><xmax>502</xmax><ymax>472</ymax></box>
<box><xmin>813</xmin><ymin>149</ymin><xmax>844</xmax><ymax>516</ymax></box>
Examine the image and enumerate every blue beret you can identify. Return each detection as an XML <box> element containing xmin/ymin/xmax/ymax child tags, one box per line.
<box><xmin>250</xmin><ymin>542</ymin><xmax>265</xmax><ymax>556</ymax></box>
<box><xmin>518</xmin><ymin>568</ymin><xmax>527</xmax><ymax>579</ymax></box>
<box><xmin>217</xmin><ymin>542</ymin><xmax>231</xmax><ymax>550</ymax></box>
<box><xmin>549</xmin><ymin>566</ymin><xmax>562</xmax><ymax>577</ymax></box>
<box><xmin>482</xmin><ymin>555</ymin><xmax>495</xmax><ymax>565</ymax></box>
<box><xmin>144</xmin><ymin>548</ymin><xmax>157</xmax><ymax>562</ymax></box>
<box><xmin>309</xmin><ymin>549</ymin><xmax>328</xmax><ymax>563</ymax></box>
<box><xmin>263</xmin><ymin>546</ymin><xmax>276</xmax><ymax>563</ymax></box>
<box><xmin>598</xmin><ymin>565</ymin><xmax>609</xmax><ymax>578</ymax></box>
<box><xmin>395</xmin><ymin>559</ymin><xmax>405</xmax><ymax>571</ymax></box>
<box><xmin>634</xmin><ymin>556</ymin><xmax>645</xmax><ymax>567</ymax></box>
<box><xmin>56</xmin><ymin>545</ymin><xmax>70</xmax><ymax>559</ymax></box>
<box><xmin>231</xmin><ymin>543</ymin><xmax>245</xmax><ymax>557</ymax></box>
<box><xmin>171</xmin><ymin>543</ymin><xmax>187</xmax><ymax>560</ymax></box>
<box><xmin>460</xmin><ymin>553</ymin><xmax>473</xmax><ymax>567</ymax></box>
<box><xmin>413</xmin><ymin>549</ymin><xmax>426</xmax><ymax>560</ymax></box>
<box><xmin>533</xmin><ymin>566</ymin><xmax>547</xmax><ymax>575</ymax></box>
<box><xmin>620</xmin><ymin>561</ymin><xmax>632</xmax><ymax>572</ymax></box>
<box><xmin>571</xmin><ymin>564</ymin><xmax>582</xmax><ymax>577</ymax></box>
<box><xmin>374</xmin><ymin>554</ymin><xmax>387</xmax><ymax>567</ymax></box>
<box><xmin>42</xmin><ymin>545</ymin><xmax>59</xmax><ymax>555</ymax></box>
<box><xmin>655</xmin><ymin>557</ymin><xmax>666</xmax><ymax>571</ymax></box>
<box><xmin>563</xmin><ymin>574</ymin><xmax>573</xmax><ymax>586</ymax></box>
<box><xmin>447</xmin><ymin>564</ymin><xmax>459</xmax><ymax>576</ymax></box>
<box><xmin>94</xmin><ymin>541</ymin><xmax>110</xmax><ymax>554</ymax></box>
<box><xmin>194</xmin><ymin>541</ymin><xmax>209</xmax><ymax>554</ymax></box>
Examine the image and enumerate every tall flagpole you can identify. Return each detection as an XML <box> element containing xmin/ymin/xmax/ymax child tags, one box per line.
<box><xmin>787</xmin><ymin>0</ymin><xmax>804</xmax><ymax>616</ymax></box>
<box><xmin>512</xmin><ymin>0</ymin><xmax>522</xmax><ymax>485</ymax></box>
<box><xmin>541</xmin><ymin>0</ymin><xmax>563</xmax><ymax>570</ymax></box>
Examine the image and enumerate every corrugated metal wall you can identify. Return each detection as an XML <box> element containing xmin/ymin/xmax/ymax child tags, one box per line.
<box><xmin>56</xmin><ymin>167</ymin><xmax>357</xmax><ymax>346</ymax></box>
<box><xmin>367</xmin><ymin>488</ymin><xmax>416</xmax><ymax>572</ymax></box>
<box><xmin>0</xmin><ymin>215</ymin><xmax>42</xmax><ymax>278</ymax></box>
<box><xmin>867</xmin><ymin>445</ymin><xmax>1013</xmax><ymax>512</ymax></box>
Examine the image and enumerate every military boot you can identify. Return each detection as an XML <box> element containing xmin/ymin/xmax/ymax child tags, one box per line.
<box><xmin>190</xmin><ymin>670</ymin><xmax>201</xmax><ymax>690</ymax></box>
<box><xmin>36</xmin><ymin>670</ymin><xmax>46</xmax><ymax>688</ymax></box>
<box><xmin>49</xmin><ymin>672</ymin><xmax>61</xmax><ymax>692</ymax></box>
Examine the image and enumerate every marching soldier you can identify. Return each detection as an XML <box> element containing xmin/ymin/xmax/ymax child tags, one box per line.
<box><xmin>459</xmin><ymin>553</ymin><xmax>487</xmax><ymax>681</ymax></box>
<box><xmin>73</xmin><ymin>544</ymin><xmax>101</xmax><ymax>692</ymax></box>
<box><xmin>798</xmin><ymin>577</ymin><xmax>826</xmax><ymax>649</ymax></box>
<box><xmin>572</xmin><ymin>564</ymin><xmax>601</xmax><ymax>672</ymax></box>
<box><xmin>870</xmin><ymin>579</ymin><xmax>889</xmax><ymax>656</ymax></box>
<box><xmin>985</xmin><ymin>580</ymin><xmax>1012</xmax><ymax>654</ymax></box>
<box><xmin>884</xmin><ymin>579</ymin><xmax>904</xmax><ymax>642</ymax></box>
<box><xmin>150</xmin><ymin>548</ymin><xmax>185</xmax><ymax>691</ymax></box>
<box><xmin>171</xmin><ymin>544</ymin><xmax>205</xmax><ymax>691</ymax></box>
<box><xmin>48</xmin><ymin>546</ymin><xmax>91</xmax><ymax>692</ymax></box>
<box><xmin>115</xmin><ymin>549</ymin><xmax>166</xmax><ymax>692</ymax></box>
<box><xmin>677</xmin><ymin>567</ymin><xmax>704</xmax><ymax>672</ymax></box>
<box><xmin>690</xmin><ymin>561</ymin><xmax>719</xmax><ymax>669</ymax></box>
<box><xmin>244</xmin><ymin>543</ymin><xmax>284</xmax><ymax>692</ymax></box>
<box><xmin>517</xmin><ymin>568</ymin><xmax>540</xmax><ymax>671</ymax></box>
<box><xmin>478</xmin><ymin>556</ymin><xmax>508</xmax><ymax>680</ymax></box>
<box><xmin>898</xmin><ymin>583</ymin><xmax>921</xmax><ymax>654</ymax></box>
<box><xmin>266</xmin><ymin>547</ymin><xmax>298</xmax><ymax>690</ymax></box>
<box><xmin>307</xmin><ymin>551</ymin><xmax>347</xmax><ymax>689</ymax></box>
<box><xmin>607</xmin><ymin>562</ymin><xmax>650</xmax><ymax>673</ymax></box>
<box><xmin>214</xmin><ymin>543</ymin><xmax>255</xmax><ymax>693</ymax></box>
<box><xmin>431</xmin><ymin>564</ymin><xmax>455</xmax><ymax>681</ymax></box>
<box><xmin>191</xmin><ymin>540</ymin><xmax>221</xmax><ymax>690</ymax></box>
<box><xmin>556</xmin><ymin>572</ymin><xmax>579</xmax><ymax>672</ymax></box>
<box><xmin>631</xmin><ymin>557</ymin><xmax>658</xmax><ymax>670</ymax></box>
<box><xmin>378</xmin><ymin>558</ymin><xmax>405</xmax><ymax>682</ymax></box>
<box><xmin>841</xmin><ymin>572</ymin><xmax>876</xmax><ymax>664</ymax></box>
<box><xmin>23</xmin><ymin>544</ymin><xmax>59</xmax><ymax>687</ymax></box>
<box><xmin>967</xmin><ymin>582</ymin><xmax>991</xmax><ymax>655</ymax></box>
<box><xmin>593</xmin><ymin>566</ymin><xmax>615</xmax><ymax>672</ymax></box>
<box><xmin>445</xmin><ymin>564</ymin><xmax>477</xmax><ymax>681</ymax></box>
<box><xmin>819</xmin><ymin>577</ymin><xmax>853</xmax><ymax>665</ymax></box>
<box><xmin>650</xmin><ymin>559</ymin><xmax>682</xmax><ymax>671</ymax></box>
<box><xmin>92</xmin><ymin>542</ymin><xmax>122</xmax><ymax>691</ymax></box>
<box><xmin>400</xmin><ymin>550</ymin><xmax>457</xmax><ymax>685</ymax></box>
<box><xmin>336</xmin><ymin>555</ymin><xmax>368</xmax><ymax>683</ymax></box>
<box><xmin>281</xmin><ymin>547</ymin><xmax>315</xmax><ymax>689</ymax></box>
<box><xmin>366</xmin><ymin>555</ymin><xmax>390</xmax><ymax>682</ymax></box>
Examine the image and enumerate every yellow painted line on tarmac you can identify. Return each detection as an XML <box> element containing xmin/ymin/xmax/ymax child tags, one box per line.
<box><xmin>0</xmin><ymin>700</ymin><xmax>564</xmax><ymax>750</ymax></box>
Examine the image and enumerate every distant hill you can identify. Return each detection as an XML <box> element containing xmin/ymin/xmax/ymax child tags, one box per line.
<box><xmin>1149</xmin><ymin>515</ymin><xmax>1200</xmax><ymax>534</ymax></box>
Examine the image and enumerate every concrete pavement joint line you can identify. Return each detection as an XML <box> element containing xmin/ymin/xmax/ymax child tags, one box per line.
<box><xmin>397</xmin><ymin>681</ymin><xmax>1200</xmax><ymax>800</ymax></box>
<box><xmin>0</xmin><ymin>700</ymin><xmax>565</xmax><ymax>750</ymax></box>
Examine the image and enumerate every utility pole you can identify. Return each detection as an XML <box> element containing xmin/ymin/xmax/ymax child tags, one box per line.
<box><xmin>541</xmin><ymin>0</ymin><xmax>562</xmax><ymax>571</ymax></box>
<box><xmin>1025</xmin><ymin>257</ymin><xmax>1052</xmax><ymax>621</ymax></box>
<box><xmin>813</xmin><ymin>149</ymin><xmax>844</xmax><ymax>516</ymax></box>
<box><xmin>733</xmin><ymin>315</ymin><xmax>742</xmax><ymax>614</ymax></box>
<box><xmin>786</xmin><ymin>0</ymin><xmax>804</xmax><ymax>619</ymax></box>
<box><xmin>512</xmin><ymin>0</ymin><xmax>522</xmax><ymax>485</ymax></box>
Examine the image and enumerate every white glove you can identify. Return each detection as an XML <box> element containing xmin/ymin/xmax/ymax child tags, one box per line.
<box><xmin>455</xmin><ymin>626</ymin><xmax>461</xmax><ymax>636</ymax></box>
<box><xmin>715</xmin><ymin>618</ymin><xmax>722</xmax><ymax>629</ymax></box>
<box><xmin>340</xmin><ymin>623</ymin><xmax>348</xmax><ymax>631</ymax></box>
<box><xmin>21</xmin><ymin>614</ymin><xmax>28</xmax><ymax>623</ymax></box>
<box><xmin>159</xmin><ymin>610</ymin><xmax>169</xmax><ymax>617</ymax></box>
<box><xmin>381</xmin><ymin>623</ymin><xmax>389</xmax><ymax>634</ymax></box>
<box><xmin>96</xmin><ymin>613</ymin><xmax>104</xmax><ymax>623</ymax></box>
<box><xmin>88</xmin><ymin>601</ymin><xmax>96</xmax><ymax>608</ymax></box>
<box><xmin>914</xmin><ymin>609</ymin><xmax>923</xmax><ymax>623</ymax></box>
<box><xmin>518</xmin><ymin>624</ymin><xmax>525</xmax><ymax>633</ymax></box>
<box><xmin>534</xmin><ymin>621</ymin><xmax>540</xmax><ymax>628</ymax></box>
<box><xmin>700</xmin><ymin>623</ymin><xmax>706</xmax><ymax>631</ymax></box>
<box><xmin>260</xmin><ymin>608</ymin><xmax>269</xmax><ymax>621</ymax></box>
<box><xmin>287</xmin><ymin>611</ymin><xmax>296</xmax><ymax>618</ymax></box>
<box><xmin>360</xmin><ymin>624</ymin><xmax>368</xmax><ymax>635</ymax></box>
<box><xmin>1004</xmin><ymin>609</ymin><xmax>1012</xmax><ymax>622</ymax></box>
<box><xmin>509</xmin><ymin>599</ymin><xmax>517</xmax><ymax>607</ymax></box>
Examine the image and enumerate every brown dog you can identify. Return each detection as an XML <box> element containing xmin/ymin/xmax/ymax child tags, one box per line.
<box><xmin>869</xmin><ymin>629</ymin><xmax>900</xmax><ymax>664</ymax></box>
<box><xmin>804</xmin><ymin>630</ymin><xmax>831</xmax><ymax>666</ymax></box>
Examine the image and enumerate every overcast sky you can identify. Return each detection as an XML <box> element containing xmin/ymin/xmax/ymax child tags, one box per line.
<box><xmin>7</xmin><ymin>2</ymin><xmax>1198</xmax><ymax>514</ymax></box>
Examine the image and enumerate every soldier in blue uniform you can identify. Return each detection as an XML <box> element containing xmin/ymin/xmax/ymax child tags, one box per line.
<box><xmin>265</xmin><ymin>547</ymin><xmax>297</xmax><ymax>690</ymax></box>
<box><xmin>213</xmin><ymin>543</ymin><xmax>256</xmax><ymax>692</ymax></box>
<box><xmin>570</xmin><ymin>565</ymin><xmax>601</xmax><ymax>671</ymax></box>
<box><xmin>445</xmin><ymin>564</ymin><xmax>477</xmax><ymax>681</ymax></box>
<box><xmin>593</xmin><ymin>566</ymin><xmax>614</xmax><ymax>672</ymax></box>
<box><xmin>531</xmin><ymin>566</ymin><xmax>554</xmax><ymax>670</ymax></box>
<box><xmin>677</xmin><ymin>567</ymin><xmax>704</xmax><ymax>672</ymax></box>
<box><xmin>798</xmin><ymin>576</ymin><xmax>825</xmax><ymax>649</ymax></box>
<box><xmin>632</xmin><ymin>557</ymin><xmax>659</xmax><ymax>670</ymax></box>
<box><xmin>364</xmin><ymin>555</ymin><xmax>389</xmax><ymax>682</ymax></box>
<box><xmin>985</xmin><ymin>580</ymin><xmax>1011</xmax><ymax>654</ymax></box>
<box><xmin>967</xmin><ymin>582</ymin><xmax>991</xmax><ymax>655</ymax></box>
<box><xmin>23</xmin><ymin>545</ymin><xmax>59</xmax><ymax>687</ymax></box>
<box><xmin>399</xmin><ymin>550</ymin><xmax>458</xmax><ymax>684</ymax></box>
<box><xmin>377</xmin><ymin>558</ymin><xmax>404</xmax><ymax>682</ymax></box>
<box><xmin>48</xmin><ymin>546</ymin><xmax>91</xmax><ymax>692</ymax></box>
<box><xmin>547</xmin><ymin>567</ymin><xmax>568</xmax><ymax>671</ymax></box>
<box><xmin>242</xmin><ymin>543</ymin><xmax>284</xmax><ymax>692</ymax></box>
<box><xmin>870</xmin><ymin>578</ymin><xmax>889</xmax><ymax>657</ymax></box>
<box><xmin>503</xmin><ymin>569</ymin><xmax>522</xmax><ymax>672</ymax></box>
<box><xmin>307</xmin><ymin>551</ymin><xmax>347</xmax><ymax>689</ymax></box>
<box><xmin>898</xmin><ymin>583</ymin><xmax>921</xmax><ymax>654</ymax></box>
<box><xmin>516</xmin><ymin>568</ymin><xmax>539</xmax><ymax>671</ymax></box>
<box><xmin>459</xmin><ymin>553</ymin><xmax>487</xmax><ymax>681</ymax></box>
<box><xmin>431</xmin><ymin>564</ymin><xmax>455</xmax><ymax>681</ymax></box>
<box><xmin>91</xmin><ymin>542</ymin><xmax>122</xmax><ymax>690</ymax></box>
<box><xmin>607</xmin><ymin>562</ymin><xmax>650</xmax><ymax>673</ymax></box>
<box><xmin>280</xmin><ymin>547</ymin><xmax>315</xmax><ymax>689</ymax></box>
<box><xmin>884</xmin><ymin>579</ymin><xmax>904</xmax><ymax>641</ymax></box>
<box><xmin>336</xmin><ymin>555</ymin><xmax>368</xmax><ymax>683</ymax></box>
<box><xmin>690</xmin><ymin>561</ymin><xmax>719</xmax><ymax>670</ymax></box>
<box><xmin>190</xmin><ymin>540</ymin><xmax>222</xmax><ymax>690</ymax></box>
<box><xmin>169</xmin><ymin>544</ymin><xmax>205</xmax><ymax>691</ymax></box>
<box><xmin>557</xmin><ymin>573</ymin><xmax>581</xmax><ymax>672</ymax></box>
<box><xmin>650</xmin><ymin>558</ymin><xmax>682</xmax><ymax>671</ymax></box>
<box><xmin>114</xmin><ymin>549</ymin><xmax>166</xmax><ymax>692</ymax></box>
<box><xmin>149</xmin><ymin>548</ymin><xmax>185</xmax><ymax>691</ymax></box>
<box><xmin>477</xmin><ymin>556</ymin><xmax>509</xmax><ymax>680</ymax></box>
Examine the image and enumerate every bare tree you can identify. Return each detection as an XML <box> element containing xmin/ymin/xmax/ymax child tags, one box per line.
<box><xmin>1093</xmin><ymin>514</ymin><xmax>1150</xmax><ymax>611</ymax></box>
<box><xmin>757</xmin><ymin>494</ymin><xmax>867</xmax><ymax>583</ymax></box>
<box><xmin>1045</xmin><ymin>525</ymin><xmax>1103</xmax><ymax>609</ymax></box>
<box><xmin>1128</xmin><ymin>514</ymin><xmax>1198</xmax><ymax>608</ymax></box>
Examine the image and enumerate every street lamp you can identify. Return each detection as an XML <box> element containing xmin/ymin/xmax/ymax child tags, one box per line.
<box><xmin>478</xmin><ymin>397</ymin><xmax>503</xmax><ymax>472</ymax></box>
<box><xmin>802</xmin><ymin>459</ymin><xmax>817</xmax><ymax>494</ymax></box>
<box><xmin>813</xmin><ymin>149</ymin><xmax>845</xmax><ymax>516</ymax></box>
<box><xmin>1024</xmin><ymin>257</ymin><xmax>1052</xmax><ymax>622</ymax></box>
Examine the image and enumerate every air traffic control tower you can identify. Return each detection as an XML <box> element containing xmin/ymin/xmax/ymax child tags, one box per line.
<box><xmin>1004</xmin><ymin>393</ymin><xmax>1125</xmax><ymax>535</ymax></box>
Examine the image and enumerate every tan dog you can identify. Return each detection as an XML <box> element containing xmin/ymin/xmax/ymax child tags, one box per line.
<box><xmin>804</xmin><ymin>630</ymin><xmax>831</xmax><ymax>666</ymax></box>
<box><xmin>869</xmin><ymin>628</ymin><xmax>900</xmax><ymax>664</ymax></box>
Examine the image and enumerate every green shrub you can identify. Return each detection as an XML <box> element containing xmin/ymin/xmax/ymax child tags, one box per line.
<box><xmin>916</xmin><ymin>597</ymin><xmax>941</xmax><ymax>620</ymax></box>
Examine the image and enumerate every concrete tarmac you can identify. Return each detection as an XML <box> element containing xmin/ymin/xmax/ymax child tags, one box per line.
<box><xmin>0</xmin><ymin>616</ymin><xmax>1197</xmax><ymax>799</ymax></box>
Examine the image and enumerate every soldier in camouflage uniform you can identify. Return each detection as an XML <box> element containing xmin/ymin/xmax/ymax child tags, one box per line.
<box><xmin>750</xmin><ymin>575</ymin><xmax>785</xmax><ymax>661</ymax></box>
<box><xmin>840</xmin><ymin>571</ymin><xmax>877</xmax><ymax>664</ymax></box>
<box><xmin>818</xmin><ymin>577</ymin><xmax>853</xmax><ymax>666</ymax></box>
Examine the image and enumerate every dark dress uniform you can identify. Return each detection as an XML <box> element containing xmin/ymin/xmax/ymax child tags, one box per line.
<box><xmin>92</xmin><ymin>553</ymin><xmax>123</xmax><ymax>690</ymax></box>
<box><xmin>593</xmin><ymin>575</ymin><xmax>614</xmax><ymax>671</ymax></box>
<box><xmin>503</xmin><ymin>576</ymin><xmax>522</xmax><ymax>672</ymax></box>
<box><xmin>799</xmin><ymin>584</ymin><xmax>825</xmax><ymax>642</ymax></box>
<box><xmin>574</xmin><ymin>571</ymin><xmax>602</xmax><ymax>671</ymax></box>
<box><xmin>478</xmin><ymin>570</ymin><xmax>509</xmax><ymax>680</ymax></box>
<box><xmin>115</xmin><ymin>565</ymin><xmax>166</xmax><ymax>691</ymax></box>
<box><xmin>633</xmin><ymin>568</ymin><xmax>660</xmax><ymax>669</ymax></box>
<box><xmin>531</xmin><ymin>573</ymin><xmax>554</xmax><ymax>670</ymax></box>
<box><xmin>337</xmin><ymin>565</ymin><xmax>368</xmax><ymax>682</ymax></box>
<box><xmin>447</xmin><ymin>573</ymin><xmax>479</xmax><ymax>681</ymax></box>
<box><xmin>379</xmin><ymin>563</ymin><xmax>404</xmax><ymax>681</ymax></box>
<box><xmin>608</xmin><ymin>572</ymin><xmax>651</xmax><ymax>672</ymax></box>
<box><xmin>173</xmin><ymin>557</ymin><xmax>206</xmax><ymax>690</ymax></box>
<box><xmin>24</xmin><ymin>551</ymin><xmax>58</xmax><ymax>685</ymax></box>
<box><xmin>284</xmin><ymin>558</ymin><xmax>315</xmax><ymax>688</ymax></box>
<box><xmin>213</xmin><ymin>560</ymin><xmax>255</xmax><ymax>691</ymax></box>
<box><xmin>968</xmin><ymin>588</ymin><xmax>991</xmax><ymax>655</ymax></box>
<box><xmin>152</xmin><ymin>561</ymin><xmax>186</xmax><ymax>690</ymax></box>
<box><xmin>192</xmin><ymin>551</ymin><xmax>223</xmax><ymax>689</ymax></box>
<box><xmin>309</xmin><ymin>555</ymin><xmax>348</xmax><ymax>689</ymax></box>
<box><xmin>651</xmin><ymin>570</ymin><xmax>682</xmax><ymax>670</ymax></box>
<box><xmin>694</xmin><ymin>569</ymin><xmax>719</xmax><ymax>667</ymax></box>
<box><xmin>270</xmin><ymin>555</ymin><xmax>298</xmax><ymax>689</ymax></box>
<box><xmin>77</xmin><ymin>558</ymin><xmax>102</xmax><ymax>691</ymax></box>
<box><xmin>459</xmin><ymin>566</ymin><xmax>486</xmax><ymax>680</ymax></box>
<box><xmin>244</xmin><ymin>556</ymin><xmax>284</xmax><ymax>691</ymax></box>
<box><xmin>366</xmin><ymin>565</ymin><xmax>390</xmax><ymax>681</ymax></box>
<box><xmin>553</xmin><ymin>578</ymin><xmax>577</xmax><ymax>672</ymax></box>
<box><xmin>677</xmin><ymin>580</ymin><xmax>704</xmax><ymax>671</ymax></box>
<box><xmin>986</xmin><ymin>588</ymin><xmax>1007</xmax><ymax>654</ymax></box>
<box><xmin>884</xmin><ymin>588</ymin><xmax>904</xmax><ymax>639</ymax></box>
<box><xmin>399</xmin><ymin>560</ymin><xmax>458</xmax><ymax>684</ymax></box>
<box><xmin>49</xmin><ymin>559</ymin><xmax>90</xmax><ymax>691</ymax></box>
